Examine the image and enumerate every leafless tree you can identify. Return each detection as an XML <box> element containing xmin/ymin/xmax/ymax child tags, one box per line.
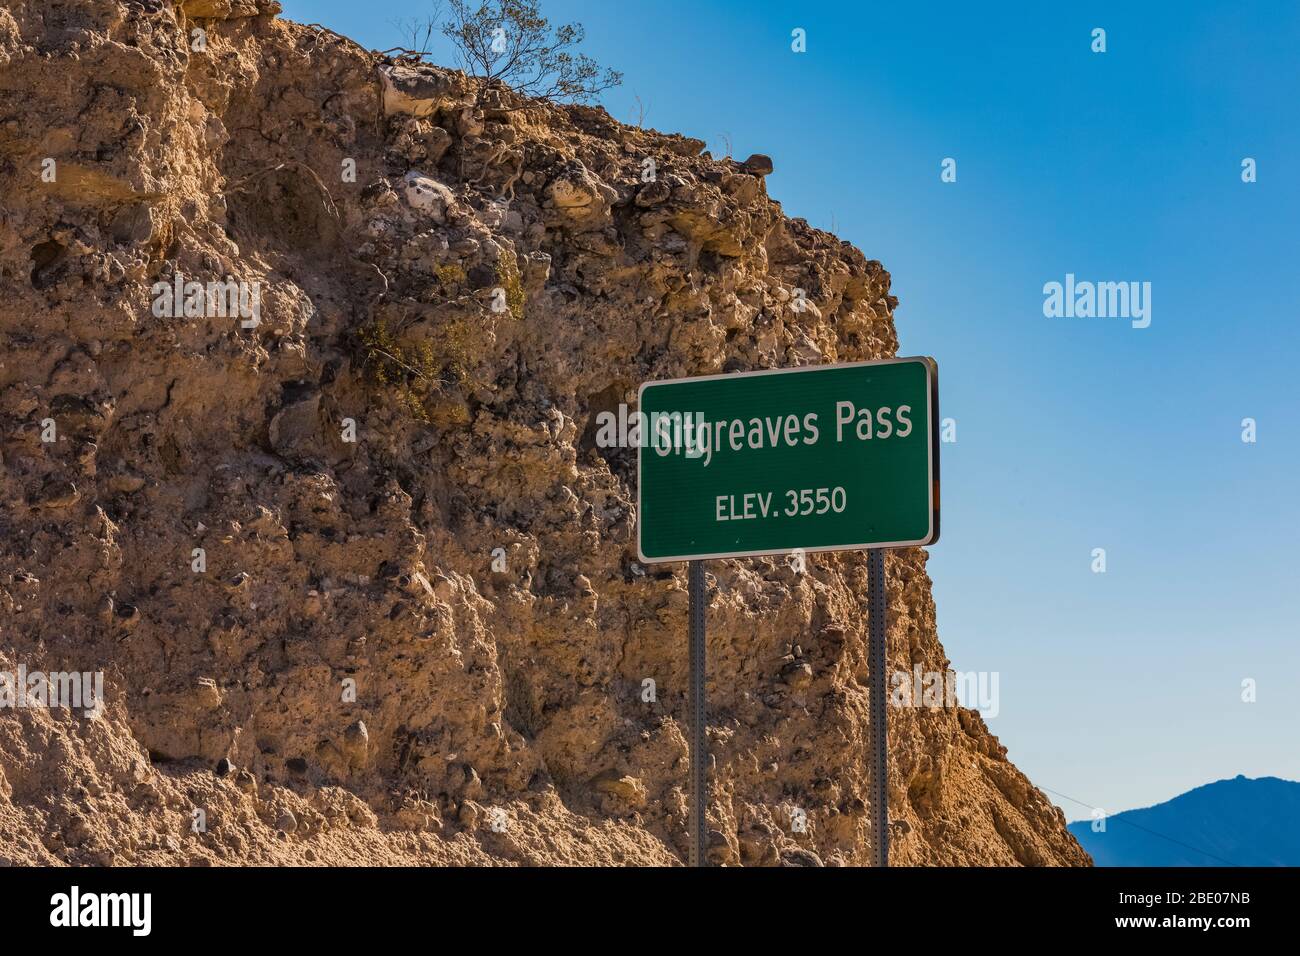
<box><xmin>389</xmin><ymin>2</ymin><xmax>445</xmax><ymax>60</ymax></box>
<box><xmin>441</xmin><ymin>0</ymin><xmax>622</xmax><ymax>104</ymax></box>
<box><xmin>630</xmin><ymin>93</ymin><xmax>648</xmax><ymax>128</ymax></box>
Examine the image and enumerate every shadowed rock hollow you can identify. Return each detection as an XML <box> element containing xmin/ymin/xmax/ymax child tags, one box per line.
<box><xmin>0</xmin><ymin>0</ymin><xmax>1088</xmax><ymax>866</ymax></box>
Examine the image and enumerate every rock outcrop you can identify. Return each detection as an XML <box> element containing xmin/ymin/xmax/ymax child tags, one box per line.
<box><xmin>0</xmin><ymin>0</ymin><xmax>1088</xmax><ymax>866</ymax></box>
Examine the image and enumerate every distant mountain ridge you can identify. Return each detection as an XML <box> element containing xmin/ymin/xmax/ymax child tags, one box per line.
<box><xmin>1069</xmin><ymin>775</ymin><xmax>1300</xmax><ymax>866</ymax></box>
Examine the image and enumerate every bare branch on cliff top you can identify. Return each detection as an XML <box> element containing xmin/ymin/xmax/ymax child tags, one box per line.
<box><xmin>390</xmin><ymin>1</ymin><xmax>445</xmax><ymax>61</ymax></box>
<box><xmin>441</xmin><ymin>0</ymin><xmax>622</xmax><ymax>104</ymax></box>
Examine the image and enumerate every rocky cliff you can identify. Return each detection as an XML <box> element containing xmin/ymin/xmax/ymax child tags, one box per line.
<box><xmin>0</xmin><ymin>0</ymin><xmax>1088</xmax><ymax>866</ymax></box>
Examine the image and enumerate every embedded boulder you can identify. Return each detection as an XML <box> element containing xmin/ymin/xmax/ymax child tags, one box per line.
<box><xmin>543</xmin><ymin>161</ymin><xmax>618</xmax><ymax>224</ymax></box>
<box><xmin>379</xmin><ymin>64</ymin><xmax>465</xmax><ymax>118</ymax></box>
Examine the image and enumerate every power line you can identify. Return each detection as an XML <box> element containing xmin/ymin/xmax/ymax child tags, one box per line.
<box><xmin>1040</xmin><ymin>784</ymin><xmax>1241</xmax><ymax>867</ymax></box>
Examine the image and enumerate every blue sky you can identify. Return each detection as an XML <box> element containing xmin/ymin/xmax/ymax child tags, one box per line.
<box><xmin>282</xmin><ymin>0</ymin><xmax>1300</xmax><ymax>819</ymax></box>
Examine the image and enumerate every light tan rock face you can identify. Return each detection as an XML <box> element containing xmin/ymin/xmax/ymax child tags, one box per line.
<box><xmin>0</xmin><ymin>1</ymin><xmax>1088</xmax><ymax>866</ymax></box>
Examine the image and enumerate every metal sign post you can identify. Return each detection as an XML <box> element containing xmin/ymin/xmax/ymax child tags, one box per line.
<box><xmin>688</xmin><ymin>559</ymin><xmax>707</xmax><ymax>867</ymax></box>
<box><xmin>868</xmin><ymin>548</ymin><xmax>889</xmax><ymax>866</ymax></box>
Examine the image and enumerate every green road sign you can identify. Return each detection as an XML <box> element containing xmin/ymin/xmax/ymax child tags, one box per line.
<box><xmin>637</xmin><ymin>357</ymin><xmax>939</xmax><ymax>562</ymax></box>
